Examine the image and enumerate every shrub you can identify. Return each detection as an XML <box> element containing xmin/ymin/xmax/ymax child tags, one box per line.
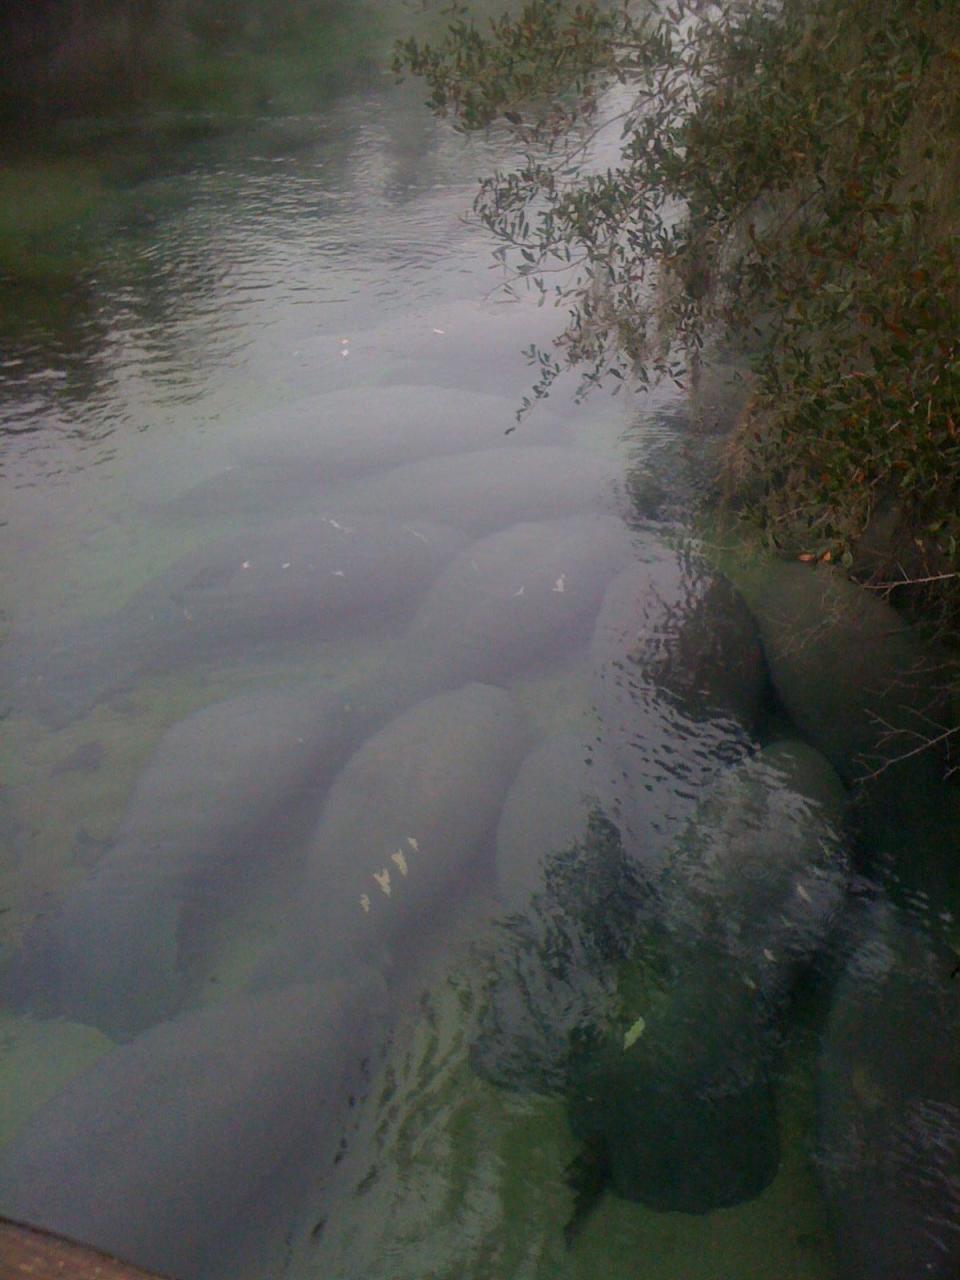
<box><xmin>395</xmin><ymin>0</ymin><xmax>960</xmax><ymax>627</ymax></box>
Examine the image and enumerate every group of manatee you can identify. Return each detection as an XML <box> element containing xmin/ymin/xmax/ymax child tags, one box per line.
<box><xmin>475</xmin><ymin>556</ymin><xmax>960</xmax><ymax>1276</ymax></box>
<box><xmin>0</xmin><ymin>371</ymin><xmax>958</xmax><ymax>1280</ymax></box>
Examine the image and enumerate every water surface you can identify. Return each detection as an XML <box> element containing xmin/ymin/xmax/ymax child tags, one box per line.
<box><xmin>1</xmin><ymin>7</ymin><xmax>958</xmax><ymax>1280</ymax></box>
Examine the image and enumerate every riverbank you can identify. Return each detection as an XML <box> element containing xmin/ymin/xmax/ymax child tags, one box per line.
<box><xmin>0</xmin><ymin>1</ymin><xmax>379</xmax><ymax>128</ymax></box>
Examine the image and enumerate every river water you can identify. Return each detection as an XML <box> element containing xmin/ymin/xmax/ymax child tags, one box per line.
<box><xmin>1</xmin><ymin>6</ymin><xmax>958</xmax><ymax>1280</ymax></box>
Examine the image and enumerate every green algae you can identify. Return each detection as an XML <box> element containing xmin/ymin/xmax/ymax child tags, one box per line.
<box><xmin>286</xmin><ymin>931</ymin><xmax>837</xmax><ymax>1280</ymax></box>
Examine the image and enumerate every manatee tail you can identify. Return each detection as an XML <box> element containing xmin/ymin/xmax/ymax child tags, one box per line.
<box><xmin>563</xmin><ymin>1142</ymin><xmax>609</xmax><ymax>1248</ymax></box>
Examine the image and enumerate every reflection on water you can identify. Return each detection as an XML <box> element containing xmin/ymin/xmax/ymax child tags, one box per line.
<box><xmin>1</xmin><ymin>5</ymin><xmax>959</xmax><ymax>1280</ymax></box>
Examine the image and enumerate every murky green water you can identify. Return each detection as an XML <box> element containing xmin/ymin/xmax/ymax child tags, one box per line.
<box><xmin>1</xmin><ymin>5</ymin><xmax>958</xmax><ymax>1279</ymax></box>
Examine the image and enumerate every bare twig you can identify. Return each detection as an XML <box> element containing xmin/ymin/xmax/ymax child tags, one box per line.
<box><xmin>858</xmin><ymin>716</ymin><xmax>960</xmax><ymax>780</ymax></box>
<box><xmin>862</xmin><ymin>571</ymin><xmax>959</xmax><ymax>589</ymax></box>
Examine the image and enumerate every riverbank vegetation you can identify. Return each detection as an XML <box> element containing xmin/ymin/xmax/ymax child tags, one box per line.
<box><xmin>0</xmin><ymin>0</ymin><xmax>379</xmax><ymax>129</ymax></box>
<box><xmin>394</xmin><ymin>0</ymin><xmax>960</xmax><ymax>643</ymax></box>
<box><xmin>0</xmin><ymin>1</ymin><xmax>387</xmax><ymax>290</ymax></box>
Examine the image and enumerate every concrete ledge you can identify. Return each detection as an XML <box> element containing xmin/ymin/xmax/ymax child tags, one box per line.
<box><xmin>0</xmin><ymin>1217</ymin><xmax>174</xmax><ymax>1280</ymax></box>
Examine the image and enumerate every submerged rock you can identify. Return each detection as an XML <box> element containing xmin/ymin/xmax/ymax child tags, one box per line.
<box><xmin>589</xmin><ymin>539</ymin><xmax>767</xmax><ymax>867</ymax></box>
<box><xmin>5</xmin><ymin>684</ymin><xmax>360</xmax><ymax>1036</ymax></box>
<box><xmin>292</xmin><ymin>683</ymin><xmax>527</xmax><ymax>979</ymax></box>
<box><xmin>817</xmin><ymin>899</ymin><xmax>960</xmax><ymax>1280</ymax></box>
<box><xmin>0</xmin><ymin>975</ymin><xmax>386</xmax><ymax>1280</ymax></box>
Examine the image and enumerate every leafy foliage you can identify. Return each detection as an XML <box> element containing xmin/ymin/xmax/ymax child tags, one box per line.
<box><xmin>395</xmin><ymin>0</ymin><xmax>960</xmax><ymax>624</ymax></box>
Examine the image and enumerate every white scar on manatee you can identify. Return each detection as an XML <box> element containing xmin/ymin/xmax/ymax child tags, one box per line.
<box><xmin>406</xmin><ymin>837</ymin><xmax>420</xmax><ymax>852</ymax></box>
<box><xmin>373</xmin><ymin>868</ymin><xmax>392</xmax><ymax>896</ymax></box>
<box><xmin>552</xmin><ymin>574</ymin><xmax>566</xmax><ymax>593</ymax></box>
<box><xmin>360</xmin><ymin>894</ymin><xmax>371</xmax><ymax>914</ymax></box>
<box><xmin>391</xmin><ymin>850</ymin><xmax>409</xmax><ymax>877</ymax></box>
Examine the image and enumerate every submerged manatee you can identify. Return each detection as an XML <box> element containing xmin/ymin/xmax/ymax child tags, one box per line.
<box><xmin>567</xmin><ymin>741</ymin><xmax>849</xmax><ymax>1214</ymax></box>
<box><xmin>360</xmin><ymin>513</ymin><xmax>634</xmax><ymax>721</ymax></box>
<box><xmin>321</xmin><ymin>297</ymin><xmax>584</xmax><ymax>402</ymax></box>
<box><xmin>567</xmin><ymin>975</ymin><xmax>779</xmax><ymax>1224</ymax></box>
<box><xmin>740</xmin><ymin>561</ymin><xmax>945</xmax><ymax>778</ymax></box>
<box><xmin>737</xmin><ymin>559</ymin><xmax>960</xmax><ymax>902</ymax></box>
<box><xmin>589</xmin><ymin>540</ymin><xmax>767</xmax><ymax>868</ymax></box>
<box><xmin>289</xmin><ymin>683</ymin><xmax>527</xmax><ymax>980</ymax></box>
<box><xmin>494</xmin><ymin>734</ymin><xmax>623</xmax><ymax>914</ymax></box>
<box><xmin>0</xmin><ymin>975</ymin><xmax>386</xmax><ymax>1280</ymax></box>
<box><xmin>817</xmin><ymin>899</ymin><xmax>960</xmax><ymax>1280</ymax></box>
<box><xmin>3</xmin><ymin>515</ymin><xmax>465</xmax><ymax>726</ymax></box>
<box><xmin>474</xmin><ymin>809</ymin><xmax>653</xmax><ymax>1095</ymax></box>
<box><xmin>6</xmin><ymin>684</ymin><xmax>360</xmax><ymax>1036</ymax></box>
<box><xmin>330</xmin><ymin>446</ymin><xmax>620</xmax><ymax>535</ymax></box>
<box><xmin>491</xmin><ymin>723</ymin><xmax>686</xmax><ymax>1074</ymax></box>
<box><xmin>158</xmin><ymin>385</ymin><xmax>569</xmax><ymax>522</ymax></box>
<box><xmin>658</xmin><ymin>741</ymin><xmax>850</xmax><ymax>993</ymax></box>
